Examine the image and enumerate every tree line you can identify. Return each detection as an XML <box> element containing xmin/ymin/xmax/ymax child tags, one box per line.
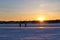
<box><xmin>0</xmin><ymin>20</ymin><xmax>60</xmax><ymax>24</ymax></box>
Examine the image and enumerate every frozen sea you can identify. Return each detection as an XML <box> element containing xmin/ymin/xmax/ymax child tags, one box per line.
<box><xmin>0</xmin><ymin>23</ymin><xmax>60</xmax><ymax>40</ymax></box>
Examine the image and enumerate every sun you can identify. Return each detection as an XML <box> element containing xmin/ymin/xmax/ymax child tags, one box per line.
<box><xmin>38</xmin><ymin>17</ymin><xmax>45</xmax><ymax>21</ymax></box>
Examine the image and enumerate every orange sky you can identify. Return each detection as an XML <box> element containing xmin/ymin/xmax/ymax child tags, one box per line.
<box><xmin>0</xmin><ymin>0</ymin><xmax>60</xmax><ymax>21</ymax></box>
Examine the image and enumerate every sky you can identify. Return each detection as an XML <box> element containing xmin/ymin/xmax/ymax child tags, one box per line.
<box><xmin>0</xmin><ymin>0</ymin><xmax>60</xmax><ymax>21</ymax></box>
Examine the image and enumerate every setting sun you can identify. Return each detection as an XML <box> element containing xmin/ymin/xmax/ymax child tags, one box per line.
<box><xmin>38</xmin><ymin>17</ymin><xmax>45</xmax><ymax>21</ymax></box>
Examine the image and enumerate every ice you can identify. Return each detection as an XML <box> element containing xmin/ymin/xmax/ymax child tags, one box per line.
<box><xmin>0</xmin><ymin>23</ymin><xmax>60</xmax><ymax>40</ymax></box>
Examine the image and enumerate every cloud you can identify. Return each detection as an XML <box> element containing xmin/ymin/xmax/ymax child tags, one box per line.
<box><xmin>40</xmin><ymin>2</ymin><xmax>60</xmax><ymax>13</ymax></box>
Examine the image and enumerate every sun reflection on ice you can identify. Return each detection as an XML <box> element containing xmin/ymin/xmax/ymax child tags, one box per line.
<box><xmin>40</xmin><ymin>27</ymin><xmax>45</xmax><ymax>28</ymax></box>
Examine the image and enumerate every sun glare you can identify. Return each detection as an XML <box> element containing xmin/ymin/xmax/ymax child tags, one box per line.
<box><xmin>40</xmin><ymin>27</ymin><xmax>45</xmax><ymax>28</ymax></box>
<box><xmin>38</xmin><ymin>17</ymin><xmax>45</xmax><ymax>21</ymax></box>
